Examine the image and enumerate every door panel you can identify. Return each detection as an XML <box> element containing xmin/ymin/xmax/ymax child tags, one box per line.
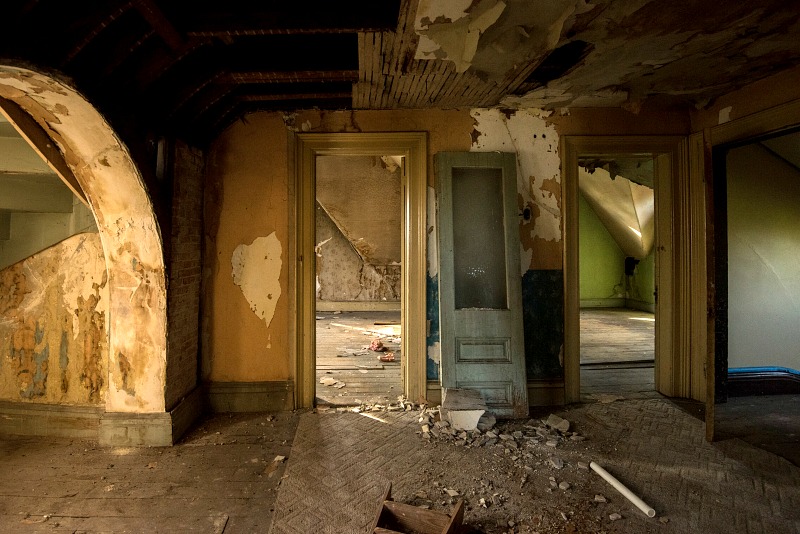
<box><xmin>437</xmin><ymin>151</ymin><xmax>528</xmax><ymax>418</ymax></box>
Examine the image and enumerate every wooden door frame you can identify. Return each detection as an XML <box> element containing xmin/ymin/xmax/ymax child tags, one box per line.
<box><xmin>293</xmin><ymin>132</ymin><xmax>428</xmax><ymax>408</ymax></box>
<box><xmin>562</xmin><ymin>136</ymin><xmax>698</xmax><ymax>404</ymax></box>
<box><xmin>702</xmin><ymin>99</ymin><xmax>800</xmax><ymax>440</ymax></box>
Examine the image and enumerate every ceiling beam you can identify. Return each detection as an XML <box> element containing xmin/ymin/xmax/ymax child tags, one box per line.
<box><xmin>134</xmin><ymin>0</ymin><xmax>185</xmax><ymax>51</ymax></box>
<box><xmin>239</xmin><ymin>93</ymin><xmax>352</xmax><ymax>102</ymax></box>
<box><xmin>223</xmin><ymin>70</ymin><xmax>359</xmax><ymax>84</ymax></box>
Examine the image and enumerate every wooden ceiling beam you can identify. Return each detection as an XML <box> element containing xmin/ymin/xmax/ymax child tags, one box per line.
<box><xmin>223</xmin><ymin>70</ymin><xmax>359</xmax><ymax>84</ymax></box>
<box><xmin>134</xmin><ymin>0</ymin><xmax>185</xmax><ymax>52</ymax></box>
<box><xmin>239</xmin><ymin>92</ymin><xmax>353</xmax><ymax>102</ymax></box>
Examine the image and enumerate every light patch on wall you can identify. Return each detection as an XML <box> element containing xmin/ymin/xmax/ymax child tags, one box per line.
<box><xmin>470</xmin><ymin>108</ymin><xmax>561</xmax><ymax>273</ymax></box>
<box><xmin>428</xmin><ymin>340</ymin><xmax>441</xmax><ymax>366</ymax></box>
<box><xmin>718</xmin><ymin>106</ymin><xmax>732</xmax><ymax>124</ymax></box>
<box><xmin>231</xmin><ymin>233</ymin><xmax>282</xmax><ymax>327</ymax></box>
<box><xmin>427</xmin><ymin>186</ymin><xmax>439</xmax><ymax>278</ymax></box>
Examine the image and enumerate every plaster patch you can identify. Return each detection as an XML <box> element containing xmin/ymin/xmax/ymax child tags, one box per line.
<box><xmin>470</xmin><ymin>109</ymin><xmax>562</xmax><ymax>273</ymax></box>
<box><xmin>231</xmin><ymin>233</ymin><xmax>283</xmax><ymax>327</ymax></box>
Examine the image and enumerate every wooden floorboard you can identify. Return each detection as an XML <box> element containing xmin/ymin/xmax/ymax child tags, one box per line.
<box><xmin>580</xmin><ymin>308</ymin><xmax>657</xmax><ymax>401</ymax></box>
<box><xmin>315</xmin><ymin>311</ymin><xmax>402</xmax><ymax>406</ymax></box>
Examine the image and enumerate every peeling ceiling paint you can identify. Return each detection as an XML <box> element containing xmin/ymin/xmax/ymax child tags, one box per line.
<box><xmin>231</xmin><ymin>233</ymin><xmax>282</xmax><ymax>327</ymax></box>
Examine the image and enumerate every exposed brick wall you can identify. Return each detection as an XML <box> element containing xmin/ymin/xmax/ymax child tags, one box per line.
<box><xmin>165</xmin><ymin>141</ymin><xmax>204</xmax><ymax>410</ymax></box>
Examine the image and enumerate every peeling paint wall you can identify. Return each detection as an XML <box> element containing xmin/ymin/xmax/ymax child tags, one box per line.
<box><xmin>315</xmin><ymin>155</ymin><xmax>402</xmax><ymax>304</ymax></box>
<box><xmin>204</xmin><ymin>113</ymin><xmax>291</xmax><ymax>382</ymax></box>
<box><xmin>468</xmin><ymin>108</ymin><xmax>565</xmax><ymax>379</ymax></box>
<box><xmin>470</xmin><ymin>108</ymin><xmax>562</xmax><ymax>271</ymax></box>
<box><xmin>316</xmin><ymin>205</ymin><xmax>400</xmax><ymax>302</ymax></box>
<box><xmin>0</xmin><ymin>66</ymin><xmax>167</xmax><ymax>413</ymax></box>
<box><xmin>0</xmin><ymin>233</ymin><xmax>108</xmax><ymax>404</ymax></box>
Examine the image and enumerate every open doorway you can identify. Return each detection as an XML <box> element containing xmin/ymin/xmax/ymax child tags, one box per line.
<box><xmin>577</xmin><ymin>156</ymin><xmax>658</xmax><ymax>401</ymax></box>
<box><xmin>314</xmin><ymin>154</ymin><xmax>404</xmax><ymax>406</ymax></box>
<box><xmin>294</xmin><ymin>132</ymin><xmax>428</xmax><ymax>409</ymax></box>
<box><xmin>711</xmin><ymin>127</ymin><xmax>800</xmax><ymax>465</ymax></box>
<box><xmin>563</xmin><ymin>136</ymin><xmax>694</xmax><ymax>405</ymax></box>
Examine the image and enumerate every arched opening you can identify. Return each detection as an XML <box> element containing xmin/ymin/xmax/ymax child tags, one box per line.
<box><xmin>0</xmin><ymin>67</ymin><xmax>167</xmax><ymax>434</ymax></box>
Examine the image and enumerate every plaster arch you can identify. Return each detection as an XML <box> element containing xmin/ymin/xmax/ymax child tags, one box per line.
<box><xmin>0</xmin><ymin>66</ymin><xmax>167</xmax><ymax>413</ymax></box>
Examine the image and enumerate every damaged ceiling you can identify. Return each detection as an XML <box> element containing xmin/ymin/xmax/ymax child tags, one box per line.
<box><xmin>1</xmin><ymin>0</ymin><xmax>799</xmax><ymax>144</ymax></box>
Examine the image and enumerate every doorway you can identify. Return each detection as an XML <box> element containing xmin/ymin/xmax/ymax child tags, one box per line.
<box><xmin>563</xmin><ymin>136</ymin><xmax>693</xmax><ymax>404</ymax></box>
<box><xmin>294</xmin><ymin>133</ymin><xmax>428</xmax><ymax>409</ymax></box>
<box><xmin>314</xmin><ymin>154</ymin><xmax>404</xmax><ymax>406</ymax></box>
<box><xmin>711</xmin><ymin>127</ymin><xmax>800</xmax><ymax>465</ymax></box>
<box><xmin>577</xmin><ymin>155</ymin><xmax>657</xmax><ymax>401</ymax></box>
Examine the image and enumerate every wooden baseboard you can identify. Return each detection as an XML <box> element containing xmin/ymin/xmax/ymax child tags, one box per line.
<box><xmin>205</xmin><ymin>381</ymin><xmax>295</xmax><ymax>412</ymax></box>
<box><xmin>169</xmin><ymin>386</ymin><xmax>204</xmax><ymax>443</ymax></box>
<box><xmin>527</xmin><ymin>380</ymin><xmax>565</xmax><ymax>406</ymax></box>
<box><xmin>316</xmin><ymin>301</ymin><xmax>400</xmax><ymax>312</ymax></box>
<box><xmin>99</xmin><ymin>411</ymin><xmax>173</xmax><ymax>447</ymax></box>
<box><xmin>580</xmin><ymin>298</ymin><xmax>625</xmax><ymax>308</ymax></box>
<box><xmin>728</xmin><ymin>367</ymin><xmax>800</xmax><ymax>397</ymax></box>
<box><xmin>0</xmin><ymin>401</ymin><xmax>102</xmax><ymax>440</ymax></box>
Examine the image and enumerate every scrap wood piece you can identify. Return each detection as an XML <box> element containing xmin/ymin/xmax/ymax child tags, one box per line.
<box><xmin>378</xmin><ymin>352</ymin><xmax>395</xmax><ymax>362</ymax></box>
<box><xmin>371</xmin><ymin>481</ymin><xmax>464</xmax><ymax>534</ymax></box>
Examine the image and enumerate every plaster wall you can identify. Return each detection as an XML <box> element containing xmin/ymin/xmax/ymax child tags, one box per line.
<box><xmin>0</xmin><ymin>233</ymin><xmax>108</xmax><ymax>404</ymax></box>
<box><xmin>204</xmin><ymin>107</ymin><xmax>688</xmax><ymax>386</ymax></box>
<box><xmin>727</xmin><ymin>143</ymin><xmax>800</xmax><ymax>370</ymax></box>
<box><xmin>579</xmin><ymin>192</ymin><xmax>624</xmax><ymax>303</ymax></box>
<box><xmin>0</xmin><ymin>198</ymin><xmax>97</xmax><ymax>270</ymax></box>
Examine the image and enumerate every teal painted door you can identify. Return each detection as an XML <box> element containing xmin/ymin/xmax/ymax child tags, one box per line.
<box><xmin>436</xmin><ymin>152</ymin><xmax>528</xmax><ymax>418</ymax></box>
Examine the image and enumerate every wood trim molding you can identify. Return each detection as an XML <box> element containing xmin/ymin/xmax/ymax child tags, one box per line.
<box><xmin>295</xmin><ymin>132</ymin><xmax>428</xmax><ymax>408</ymax></box>
<box><xmin>205</xmin><ymin>381</ymin><xmax>295</xmax><ymax>412</ymax></box>
<box><xmin>562</xmin><ymin>136</ymin><xmax>695</xmax><ymax>404</ymax></box>
<box><xmin>316</xmin><ymin>301</ymin><xmax>401</xmax><ymax>312</ymax></box>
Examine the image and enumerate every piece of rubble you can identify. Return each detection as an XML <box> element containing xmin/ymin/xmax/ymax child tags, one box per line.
<box><xmin>332</xmin><ymin>381</ymin><xmax>346</xmax><ymax>389</ymax></box>
<box><xmin>445</xmin><ymin>488</ymin><xmax>460</xmax><ymax>497</ymax></box>
<box><xmin>594</xmin><ymin>494</ymin><xmax>607</xmax><ymax>503</ymax></box>
<box><xmin>545</xmin><ymin>440</ymin><xmax>559</xmax><ymax>448</ymax></box>
<box><xmin>545</xmin><ymin>414</ymin><xmax>571</xmax><ymax>433</ymax></box>
<box><xmin>369</xmin><ymin>339</ymin><xmax>386</xmax><ymax>351</ymax></box>
<box><xmin>319</xmin><ymin>377</ymin><xmax>337</xmax><ymax>386</ymax></box>
<box><xmin>477</xmin><ymin>413</ymin><xmax>496</xmax><ymax>431</ymax></box>
<box><xmin>548</xmin><ymin>456</ymin><xmax>564</xmax><ymax>469</ymax></box>
<box><xmin>609</xmin><ymin>513</ymin><xmax>623</xmax><ymax>521</ymax></box>
<box><xmin>559</xmin><ymin>481</ymin><xmax>571</xmax><ymax>491</ymax></box>
<box><xmin>440</xmin><ymin>388</ymin><xmax>487</xmax><ymax>431</ymax></box>
<box><xmin>577</xmin><ymin>461</ymin><xmax>589</xmax><ymax>470</ymax></box>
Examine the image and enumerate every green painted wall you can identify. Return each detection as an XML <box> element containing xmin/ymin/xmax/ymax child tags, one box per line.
<box><xmin>629</xmin><ymin>249</ymin><xmax>655</xmax><ymax>307</ymax></box>
<box><xmin>579</xmin><ymin>192</ymin><xmax>624</xmax><ymax>302</ymax></box>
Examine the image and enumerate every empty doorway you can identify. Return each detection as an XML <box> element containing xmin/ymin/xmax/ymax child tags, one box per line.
<box><xmin>294</xmin><ymin>133</ymin><xmax>428</xmax><ymax>409</ymax></box>
<box><xmin>314</xmin><ymin>154</ymin><xmax>404</xmax><ymax>406</ymax></box>
<box><xmin>577</xmin><ymin>156</ymin><xmax>657</xmax><ymax>401</ymax></box>
<box><xmin>563</xmin><ymin>136</ymin><xmax>693</xmax><ymax>404</ymax></box>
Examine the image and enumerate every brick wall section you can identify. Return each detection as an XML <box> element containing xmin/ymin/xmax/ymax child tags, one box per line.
<box><xmin>165</xmin><ymin>141</ymin><xmax>204</xmax><ymax>410</ymax></box>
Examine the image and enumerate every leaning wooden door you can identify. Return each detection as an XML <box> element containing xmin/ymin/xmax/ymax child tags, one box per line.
<box><xmin>436</xmin><ymin>151</ymin><xmax>528</xmax><ymax>418</ymax></box>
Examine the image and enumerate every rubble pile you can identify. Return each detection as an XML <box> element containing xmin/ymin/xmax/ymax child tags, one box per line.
<box><xmin>417</xmin><ymin>409</ymin><xmax>586</xmax><ymax>453</ymax></box>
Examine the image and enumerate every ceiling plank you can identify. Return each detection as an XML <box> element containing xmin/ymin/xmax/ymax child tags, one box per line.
<box><xmin>223</xmin><ymin>70</ymin><xmax>359</xmax><ymax>84</ymax></box>
<box><xmin>240</xmin><ymin>92</ymin><xmax>353</xmax><ymax>102</ymax></box>
<box><xmin>134</xmin><ymin>0</ymin><xmax>185</xmax><ymax>51</ymax></box>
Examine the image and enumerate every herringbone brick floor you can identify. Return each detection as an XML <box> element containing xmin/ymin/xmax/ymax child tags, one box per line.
<box><xmin>270</xmin><ymin>399</ymin><xmax>800</xmax><ymax>534</ymax></box>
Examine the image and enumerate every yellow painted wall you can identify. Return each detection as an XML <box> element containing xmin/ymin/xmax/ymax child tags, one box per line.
<box><xmin>203</xmin><ymin>109</ymin><xmax>474</xmax><ymax>383</ymax></box>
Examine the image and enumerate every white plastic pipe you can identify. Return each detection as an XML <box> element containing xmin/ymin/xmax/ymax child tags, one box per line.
<box><xmin>590</xmin><ymin>461</ymin><xmax>656</xmax><ymax>518</ymax></box>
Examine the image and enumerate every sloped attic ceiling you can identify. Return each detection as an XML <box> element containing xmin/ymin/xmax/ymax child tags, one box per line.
<box><xmin>579</xmin><ymin>161</ymin><xmax>654</xmax><ymax>260</ymax></box>
<box><xmin>1</xmin><ymin>1</ymin><xmax>799</xmax><ymax>144</ymax></box>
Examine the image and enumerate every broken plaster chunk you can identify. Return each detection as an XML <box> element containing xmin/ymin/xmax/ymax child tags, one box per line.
<box><xmin>609</xmin><ymin>513</ymin><xmax>623</xmax><ymax>521</ymax></box>
<box><xmin>577</xmin><ymin>461</ymin><xmax>589</xmax><ymax>470</ymax></box>
<box><xmin>548</xmin><ymin>456</ymin><xmax>564</xmax><ymax>470</ymax></box>
<box><xmin>545</xmin><ymin>414</ymin><xmax>570</xmax><ymax>433</ymax></box>
<box><xmin>595</xmin><ymin>494</ymin><xmax>608</xmax><ymax>503</ymax></box>
<box><xmin>559</xmin><ymin>481</ymin><xmax>571</xmax><ymax>491</ymax></box>
<box><xmin>477</xmin><ymin>412</ymin><xmax>496</xmax><ymax>431</ymax></box>
<box><xmin>320</xmin><ymin>377</ymin><xmax>337</xmax><ymax>386</ymax></box>
<box><xmin>445</xmin><ymin>488</ymin><xmax>460</xmax><ymax>497</ymax></box>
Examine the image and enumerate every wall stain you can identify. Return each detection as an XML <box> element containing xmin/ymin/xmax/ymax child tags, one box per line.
<box><xmin>77</xmin><ymin>276</ymin><xmax>107</xmax><ymax>402</ymax></box>
<box><xmin>59</xmin><ymin>330</ymin><xmax>69</xmax><ymax>394</ymax></box>
<box><xmin>117</xmin><ymin>351</ymin><xmax>135</xmax><ymax>395</ymax></box>
<box><xmin>0</xmin><ymin>264</ymin><xmax>29</xmax><ymax>316</ymax></box>
<box><xmin>11</xmin><ymin>319</ymin><xmax>49</xmax><ymax>399</ymax></box>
